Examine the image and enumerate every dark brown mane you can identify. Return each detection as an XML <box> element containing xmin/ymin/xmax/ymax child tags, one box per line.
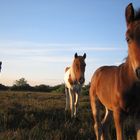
<box><xmin>135</xmin><ymin>8</ymin><xmax>140</xmax><ymax>20</ymax></box>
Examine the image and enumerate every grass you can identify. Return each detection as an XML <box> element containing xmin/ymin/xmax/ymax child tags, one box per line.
<box><xmin>0</xmin><ymin>91</ymin><xmax>136</xmax><ymax>140</ymax></box>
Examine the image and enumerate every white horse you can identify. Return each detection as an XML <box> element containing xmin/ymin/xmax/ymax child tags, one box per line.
<box><xmin>64</xmin><ymin>53</ymin><xmax>86</xmax><ymax>117</ymax></box>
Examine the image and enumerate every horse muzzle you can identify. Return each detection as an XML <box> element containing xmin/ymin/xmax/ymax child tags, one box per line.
<box><xmin>136</xmin><ymin>67</ymin><xmax>140</xmax><ymax>80</ymax></box>
<box><xmin>79</xmin><ymin>77</ymin><xmax>85</xmax><ymax>85</ymax></box>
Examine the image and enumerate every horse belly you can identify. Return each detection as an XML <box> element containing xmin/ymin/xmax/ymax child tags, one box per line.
<box><xmin>97</xmin><ymin>89</ymin><xmax>113</xmax><ymax>111</ymax></box>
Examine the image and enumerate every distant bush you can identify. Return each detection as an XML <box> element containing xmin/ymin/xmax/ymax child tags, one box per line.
<box><xmin>81</xmin><ymin>83</ymin><xmax>90</xmax><ymax>95</ymax></box>
<box><xmin>0</xmin><ymin>84</ymin><xmax>9</xmax><ymax>91</ymax></box>
<box><xmin>34</xmin><ymin>84</ymin><xmax>52</xmax><ymax>92</ymax></box>
<box><xmin>52</xmin><ymin>84</ymin><xmax>65</xmax><ymax>93</ymax></box>
<box><xmin>10</xmin><ymin>84</ymin><xmax>33</xmax><ymax>91</ymax></box>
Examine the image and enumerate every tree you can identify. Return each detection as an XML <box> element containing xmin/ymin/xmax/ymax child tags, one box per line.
<box><xmin>15</xmin><ymin>78</ymin><xmax>28</xmax><ymax>87</ymax></box>
<box><xmin>11</xmin><ymin>78</ymin><xmax>32</xmax><ymax>91</ymax></box>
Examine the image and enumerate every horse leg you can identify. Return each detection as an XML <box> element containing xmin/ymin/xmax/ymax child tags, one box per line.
<box><xmin>65</xmin><ymin>87</ymin><xmax>69</xmax><ymax>111</ymax></box>
<box><xmin>69</xmin><ymin>88</ymin><xmax>74</xmax><ymax>117</ymax></box>
<box><xmin>90</xmin><ymin>89</ymin><xmax>103</xmax><ymax>140</ymax></box>
<box><xmin>113</xmin><ymin>109</ymin><xmax>125</xmax><ymax>140</ymax></box>
<box><xmin>101</xmin><ymin>107</ymin><xmax>112</xmax><ymax>140</ymax></box>
<box><xmin>74</xmin><ymin>92</ymin><xmax>78</xmax><ymax>117</ymax></box>
<box><xmin>135</xmin><ymin>117</ymin><xmax>140</xmax><ymax>140</ymax></box>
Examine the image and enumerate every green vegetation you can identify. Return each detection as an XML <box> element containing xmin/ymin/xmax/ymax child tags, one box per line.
<box><xmin>0</xmin><ymin>78</ymin><xmax>65</xmax><ymax>93</ymax></box>
<box><xmin>0</xmin><ymin>90</ymin><xmax>136</xmax><ymax>140</ymax></box>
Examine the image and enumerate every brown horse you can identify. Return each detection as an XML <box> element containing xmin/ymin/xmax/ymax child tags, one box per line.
<box><xmin>64</xmin><ymin>53</ymin><xmax>86</xmax><ymax>117</ymax></box>
<box><xmin>90</xmin><ymin>3</ymin><xmax>140</xmax><ymax>140</ymax></box>
<box><xmin>0</xmin><ymin>61</ymin><xmax>2</xmax><ymax>72</ymax></box>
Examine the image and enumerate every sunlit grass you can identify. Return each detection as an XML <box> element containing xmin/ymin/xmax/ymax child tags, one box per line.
<box><xmin>0</xmin><ymin>91</ymin><xmax>94</xmax><ymax>140</ymax></box>
<box><xmin>0</xmin><ymin>91</ymin><xmax>136</xmax><ymax>140</ymax></box>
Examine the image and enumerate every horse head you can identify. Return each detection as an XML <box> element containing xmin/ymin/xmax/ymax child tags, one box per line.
<box><xmin>72</xmin><ymin>53</ymin><xmax>86</xmax><ymax>85</ymax></box>
<box><xmin>125</xmin><ymin>3</ymin><xmax>140</xmax><ymax>80</ymax></box>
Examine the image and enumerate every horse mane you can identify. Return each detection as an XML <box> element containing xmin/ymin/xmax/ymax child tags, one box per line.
<box><xmin>123</xmin><ymin>56</ymin><xmax>130</xmax><ymax>66</ymax></box>
<box><xmin>65</xmin><ymin>67</ymin><xmax>70</xmax><ymax>72</ymax></box>
<box><xmin>123</xmin><ymin>56</ymin><xmax>128</xmax><ymax>61</ymax></box>
<box><xmin>135</xmin><ymin>8</ymin><xmax>140</xmax><ymax>20</ymax></box>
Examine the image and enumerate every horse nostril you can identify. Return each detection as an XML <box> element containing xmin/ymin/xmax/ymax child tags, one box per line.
<box><xmin>136</xmin><ymin>68</ymin><xmax>140</xmax><ymax>79</ymax></box>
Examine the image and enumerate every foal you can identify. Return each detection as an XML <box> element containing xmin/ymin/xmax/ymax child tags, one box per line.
<box><xmin>64</xmin><ymin>53</ymin><xmax>86</xmax><ymax>117</ymax></box>
<box><xmin>90</xmin><ymin>3</ymin><xmax>140</xmax><ymax>140</ymax></box>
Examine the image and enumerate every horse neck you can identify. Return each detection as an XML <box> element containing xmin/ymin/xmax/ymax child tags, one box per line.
<box><xmin>70</xmin><ymin>62</ymin><xmax>76</xmax><ymax>81</ymax></box>
<box><xmin>120</xmin><ymin>57</ymin><xmax>136</xmax><ymax>87</ymax></box>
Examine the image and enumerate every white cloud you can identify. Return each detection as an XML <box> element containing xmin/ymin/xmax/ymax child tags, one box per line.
<box><xmin>0</xmin><ymin>40</ymin><xmax>127</xmax><ymax>86</ymax></box>
<box><xmin>0</xmin><ymin>40</ymin><xmax>126</xmax><ymax>52</ymax></box>
<box><xmin>0</xmin><ymin>40</ymin><xmax>127</xmax><ymax>63</ymax></box>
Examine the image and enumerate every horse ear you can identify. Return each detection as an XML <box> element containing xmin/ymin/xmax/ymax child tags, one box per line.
<box><xmin>74</xmin><ymin>53</ymin><xmax>78</xmax><ymax>58</ymax></box>
<box><xmin>125</xmin><ymin>3</ymin><xmax>134</xmax><ymax>26</ymax></box>
<box><xmin>83</xmin><ymin>53</ymin><xmax>86</xmax><ymax>59</ymax></box>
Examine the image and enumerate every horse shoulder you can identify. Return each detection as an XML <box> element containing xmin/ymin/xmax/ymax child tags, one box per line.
<box><xmin>90</xmin><ymin>65</ymin><xmax>120</xmax><ymax>110</ymax></box>
<box><xmin>64</xmin><ymin>68</ymin><xmax>73</xmax><ymax>89</ymax></box>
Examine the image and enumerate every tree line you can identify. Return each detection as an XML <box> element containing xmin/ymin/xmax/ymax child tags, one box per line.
<box><xmin>0</xmin><ymin>78</ymin><xmax>65</xmax><ymax>93</ymax></box>
<box><xmin>0</xmin><ymin>78</ymin><xmax>89</xmax><ymax>95</ymax></box>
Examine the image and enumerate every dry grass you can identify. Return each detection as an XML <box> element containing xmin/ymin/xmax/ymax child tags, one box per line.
<box><xmin>0</xmin><ymin>91</ymin><xmax>94</xmax><ymax>140</ymax></box>
<box><xmin>0</xmin><ymin>91</ymin><xmax>136</xmax><ymax>140</ymax></box>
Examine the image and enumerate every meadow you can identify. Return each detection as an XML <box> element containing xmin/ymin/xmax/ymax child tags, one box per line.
<box><xmin>0</xmin><ymin>90</ymin><xmax>136</xmax><ymax>140</ymax></box>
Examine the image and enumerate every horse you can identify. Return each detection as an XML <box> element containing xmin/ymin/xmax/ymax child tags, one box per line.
<box><xmin>90</xmin><ymin>3</ymin><xmax>140</xmax><ymax>140</ymax></box>
<box><xmin>64</xmin><ymin>53</ymin><xmax>86</xmax><ymax>118</ymax></box>
<box><xmin>0</xmin><ymin>61</ymin><xmax>2</xmax><ymax>72</ymax></box>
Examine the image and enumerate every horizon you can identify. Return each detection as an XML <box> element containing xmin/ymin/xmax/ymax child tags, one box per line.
<box><xmin>0</xmin><ymin>1</ymin><xmax>140</xmax><ymax>86</ymax></box>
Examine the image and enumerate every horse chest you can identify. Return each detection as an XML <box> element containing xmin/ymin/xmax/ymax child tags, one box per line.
<box><xmin>122</xmin><ymin>83</ymin><xmax>140</xmax><ymax>114</ymax></box>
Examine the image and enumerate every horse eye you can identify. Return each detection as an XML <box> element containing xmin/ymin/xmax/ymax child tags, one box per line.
<box><xmin>126</xmin><ymin>37</ymin><xmax>130</xmax><ymax>43</ymax></box>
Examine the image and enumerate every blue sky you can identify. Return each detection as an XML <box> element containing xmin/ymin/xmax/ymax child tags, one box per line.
<box><xmin>0</xmin><ymin>0</ymin><xmax>140</xmax><ymax>86</ymax></box>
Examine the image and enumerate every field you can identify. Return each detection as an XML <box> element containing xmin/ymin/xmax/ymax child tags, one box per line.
<box><xmin>0</xmin><ymin>91</ymin><xmax>136</xmax><ymax>140</ymax></box>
